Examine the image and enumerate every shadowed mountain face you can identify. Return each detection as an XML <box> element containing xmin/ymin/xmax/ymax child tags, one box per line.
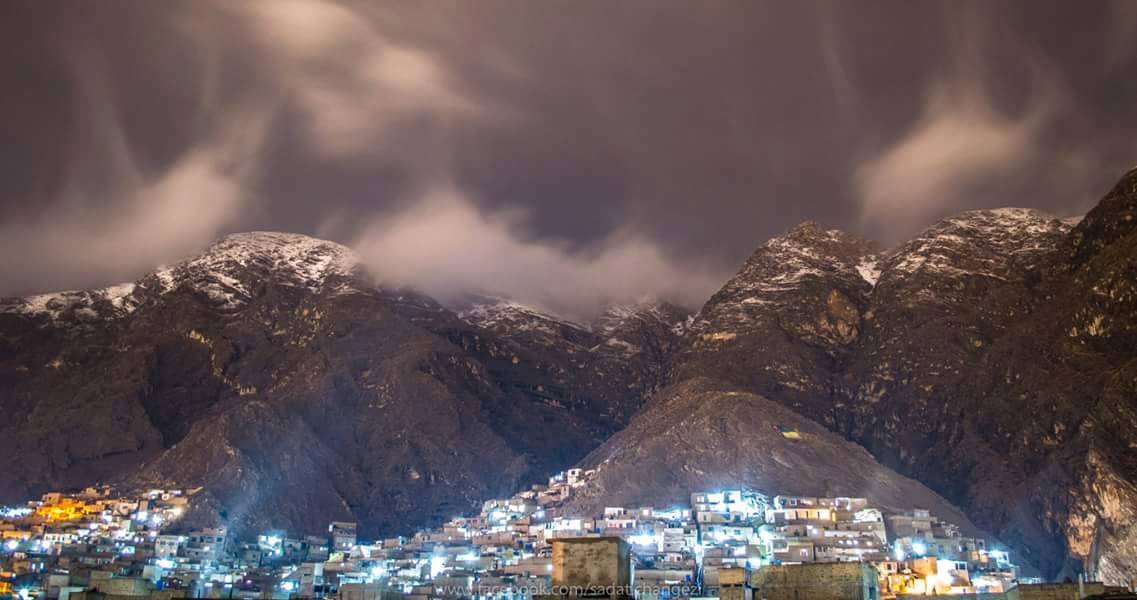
<box><xmin>561</xmin><ymin>377</ymin><xmax>981</xmax><ymax>534</ymax></box>
<box><xmin>660</xmin><ymin>168</ymin><xmax>1137</xmax><ymax>580</ymax></box>
<box><xmin>2</xmin><ymin>169</ymin><xmax>1136</xmax><ymax>581</ymax></box>
<box><xmin>0</xmin><ymin>233</ymin><xmax>682</xmax><ymax>539</ymax></box>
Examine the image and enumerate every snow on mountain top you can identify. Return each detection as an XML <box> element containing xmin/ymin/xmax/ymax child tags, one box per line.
<box><xmin>4</xmin><ymin>232</ymin><xmax>364</xmax><ymax>321</ymax></box>
<box><xmin>885</xmin><ymin>208</ymin><xmax>1070</xmax><ymax>281</ymax></box>
<box><xmin>719</xmin><ymin>224</ymin><xmax>877</xmax><ymax>297</ymax></box>
<box><xmin>592</xmin><ymin>301</ymin><xmax>691</xmax><ymax>349</ymax></box>
<box><xmin>948</xmin><ymin>207</ymin><xmax>1066</xmax><ymax>235</ymax></box>
<box><xmin>595</xmin><ymin>300</ymin><xmax>687</xmax><ymax>328</ymax></box>
<box><xmin>147</xmin><ymin>231</ymin><xmax>363</xmax><ymax>308</ymax></box>
<box><xmin>456</xmin><ymin>296</ymin><xmax>690</xmax><ymax>358</ymax></box>
<box><xmin>458</xmin><ymin>299</ymin><xmax>588</xmax><ymax>334</ymax></box>
<box><xmin>177</xmin><ymin>231</ymin><xmax>359</xmax><ymax>283</ymax></box>
<box><xmin>0</xmin><ymin>283</ymin><xmax>139</xmax><ymax>320</ymax></box>
<box><xmin>685</xmin><ymin>224</ymin><xmax>877</xmax><ymax>335</ymax></box>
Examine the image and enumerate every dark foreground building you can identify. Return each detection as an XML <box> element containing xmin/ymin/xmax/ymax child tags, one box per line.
<box><xmin>751</xmin><ymin>562</ymin><xmax>880</xmax><ymax>600</ymax></box>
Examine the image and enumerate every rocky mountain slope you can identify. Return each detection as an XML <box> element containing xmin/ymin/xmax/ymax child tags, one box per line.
<box><xmin>650</xmin><ymin>168</ymin><xmax>1137</xmax><ymax>581</ymax></box>
<box><xmin>0</xmin><ymin>233</ymin><xmax>676</xmax><ymax>539</ymax></box>
<box><xmin>561</xmin><ymin>377</ymin><xmax>979</xmax><ymax>535</ymax></box>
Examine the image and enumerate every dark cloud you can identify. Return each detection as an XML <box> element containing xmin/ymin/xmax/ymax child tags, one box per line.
<box><xmin>1</xmin><ymin>0</ymin><xmax>1135</xmax><ymax>313</ymax></box>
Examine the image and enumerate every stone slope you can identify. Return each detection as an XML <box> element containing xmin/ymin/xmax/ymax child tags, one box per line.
<box><xmin>564</xmin><ymin>377</ymin><xmax>980</xmax><ymax>538</ymax></box>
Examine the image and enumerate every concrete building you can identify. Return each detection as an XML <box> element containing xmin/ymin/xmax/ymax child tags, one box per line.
<box><xmin>549</xmin><ymin>537</ymin><xmax>632</xmax><ymax>597</ymax></box>
<box><xmin>718</xmin><ymin>565</ymin><xmax>752</xmax><ymax>600</ymax></box>
<box><xmin>886</xmin><ymin>510</ymin><xmax>933</xmax><ymax>540</ymax></box>
<box><xmin>751</xmin><ymin>562</ymin><xmax>880</xmax><ymax>600</ymax></box>
<box><xmin>184</xmin><ymin>528</ymin><xmax>227</xmax><ymax>561</ymax></box>
<box><xmin>329</xmin><ymin>522</ymin><xmax>358</xmax><ymax>551</ymax></box>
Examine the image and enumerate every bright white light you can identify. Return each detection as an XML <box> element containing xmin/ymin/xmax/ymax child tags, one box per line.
<box><xmin>281</xmin><ymin>582</ymin><xmax>295</xmax><ymax>592</ymax></box>
<box><xmin>430</xmin><ymin>555</ymin><xmax>447</xmax><ymax>578</ymax></box>
<box><xmin>912</xmin><ymin>543</ymin><xmax>927</xmax><ymax>556</ymax></box>
<box><xmin>156</xmin><ymin>559</ymin><xmax>176</xmax><ymax>569</ymax></box>
<box><xmin>628</xmin><ymin>534</ymin><xmax>657</xmax><ymax>547</ymax></box>
<box><xmin>4</xmin><ymin>540</ymin><xmax>18</xmax><ymax>551</ymax></box>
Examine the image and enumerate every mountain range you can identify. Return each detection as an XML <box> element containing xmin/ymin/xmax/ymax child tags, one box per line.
<box><xmin>2</xmin><ymin>167</ymin><xmax>1136</xmax><ymax>582</ymax></box>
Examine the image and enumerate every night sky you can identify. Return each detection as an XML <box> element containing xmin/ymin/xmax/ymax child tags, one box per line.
<box><xmin>2</xmin><ymin>1</ymin><xmax>1136</xmax><ymax>315</ymax></box>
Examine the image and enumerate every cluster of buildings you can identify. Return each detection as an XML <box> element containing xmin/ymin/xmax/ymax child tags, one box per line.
<box><xmin>0</xmin><ymin>472</ymin><xmax>1125</xmax><ymax>600</ymax></box>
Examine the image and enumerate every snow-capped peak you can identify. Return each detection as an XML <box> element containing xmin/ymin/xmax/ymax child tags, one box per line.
<box><xmin>3</xmin><ymin>232</ymin><xmax>365</xmax><ymax>321</ymax></box>
<box><xmin>458</xmin><ymin>298</ymin><xmax>587</xmax><ymax>334</ymax></box>
<box><xmin>147</xmin><ymin>232</ymin><xmax>363</xmax><ymax>307</ymax></box>
<box><xmin>166</xmin><ymin>232</ymin><xmax>358</xmax><ymax>286</ymax></box>
<box><xmin>884</xmin><ymin>208</ymin><xmax>1071</xmax><ymax>282</ymax></box>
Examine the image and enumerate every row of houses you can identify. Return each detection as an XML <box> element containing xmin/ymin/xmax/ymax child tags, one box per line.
<box><xmin>1</xmin><ymin>470</ymin><xmax>1028</xmax><ymax>600</ymax></box>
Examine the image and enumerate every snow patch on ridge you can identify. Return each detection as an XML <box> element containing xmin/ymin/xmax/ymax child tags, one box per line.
<box><xmin>686</xmin><ymin>223</ymin><xmax>878</xmax><ymax>334</ymax></box>
<box><xmin>885</xmin><ymin>208</ymin><xmax>1071</xmax><ymax>282</ymax></box>
<box><xmin>459</xmin><ymin>300</ymin><xmax>588</xmax><ymax>334</ymax></box>
<box><xmin>182</xmin><ymin>232</ymin><xmax>358</xmax><ymax>287</ymax></box>
<box><xmin>856</xmin><ymin>257</ymin><xmax>882</xmax><ymax>287</ymax></box>
<box><xmin>1</xmin><ymin>283</ymin><xmax>140</xmax><ymax>320</ymax></box>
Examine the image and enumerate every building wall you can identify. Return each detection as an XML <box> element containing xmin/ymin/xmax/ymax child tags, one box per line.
<box><xmin>751</xmin><ymin>563</ymin><xmax>878</xmax><ymax>600</ymax></box>
<box><xmin>338</xmin><ymin>583</ymin><xmax>404</xmax><ymax>600</ymax></box>
<box><xmin>551</xmin><ymin>537</ymin><xmax>631</xmax><ymax>590</ymax></box>
<box><xmin>1005</xmin><ymin>583</ymin><xmax>1108</xmax><ymax>600</ymax></box>
<box><xmin>720</xmin><ymin>585</ymin><xmax>752</xmax><ymax>600</ymax></box>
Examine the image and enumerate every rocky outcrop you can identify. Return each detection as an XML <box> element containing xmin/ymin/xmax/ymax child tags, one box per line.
<box><xmin>671</xmin><ymin>223</ymin><xmax>878</xmax><ymax>421</ymax></box>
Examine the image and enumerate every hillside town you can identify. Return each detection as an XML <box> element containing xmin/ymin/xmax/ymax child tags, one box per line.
<box><xmin>0</xmin><ymin>471</ymin><xmax>1126</xmax><ymax>600</ymax></box>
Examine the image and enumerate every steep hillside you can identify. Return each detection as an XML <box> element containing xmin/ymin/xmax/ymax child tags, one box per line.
<box><xmin>654</xmin><ymin>169</ymin><xmax>1137</xmax><ymax>580</ymax></box>
<box><xmin>563</xmin><ymin>377</ymin><xmax>979</xmax><ymax>537</ymax></box>
<box><xmin>0</xmin><ymin>233</ymin><xmax>641</xmax><ymax>538</ymax></box>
